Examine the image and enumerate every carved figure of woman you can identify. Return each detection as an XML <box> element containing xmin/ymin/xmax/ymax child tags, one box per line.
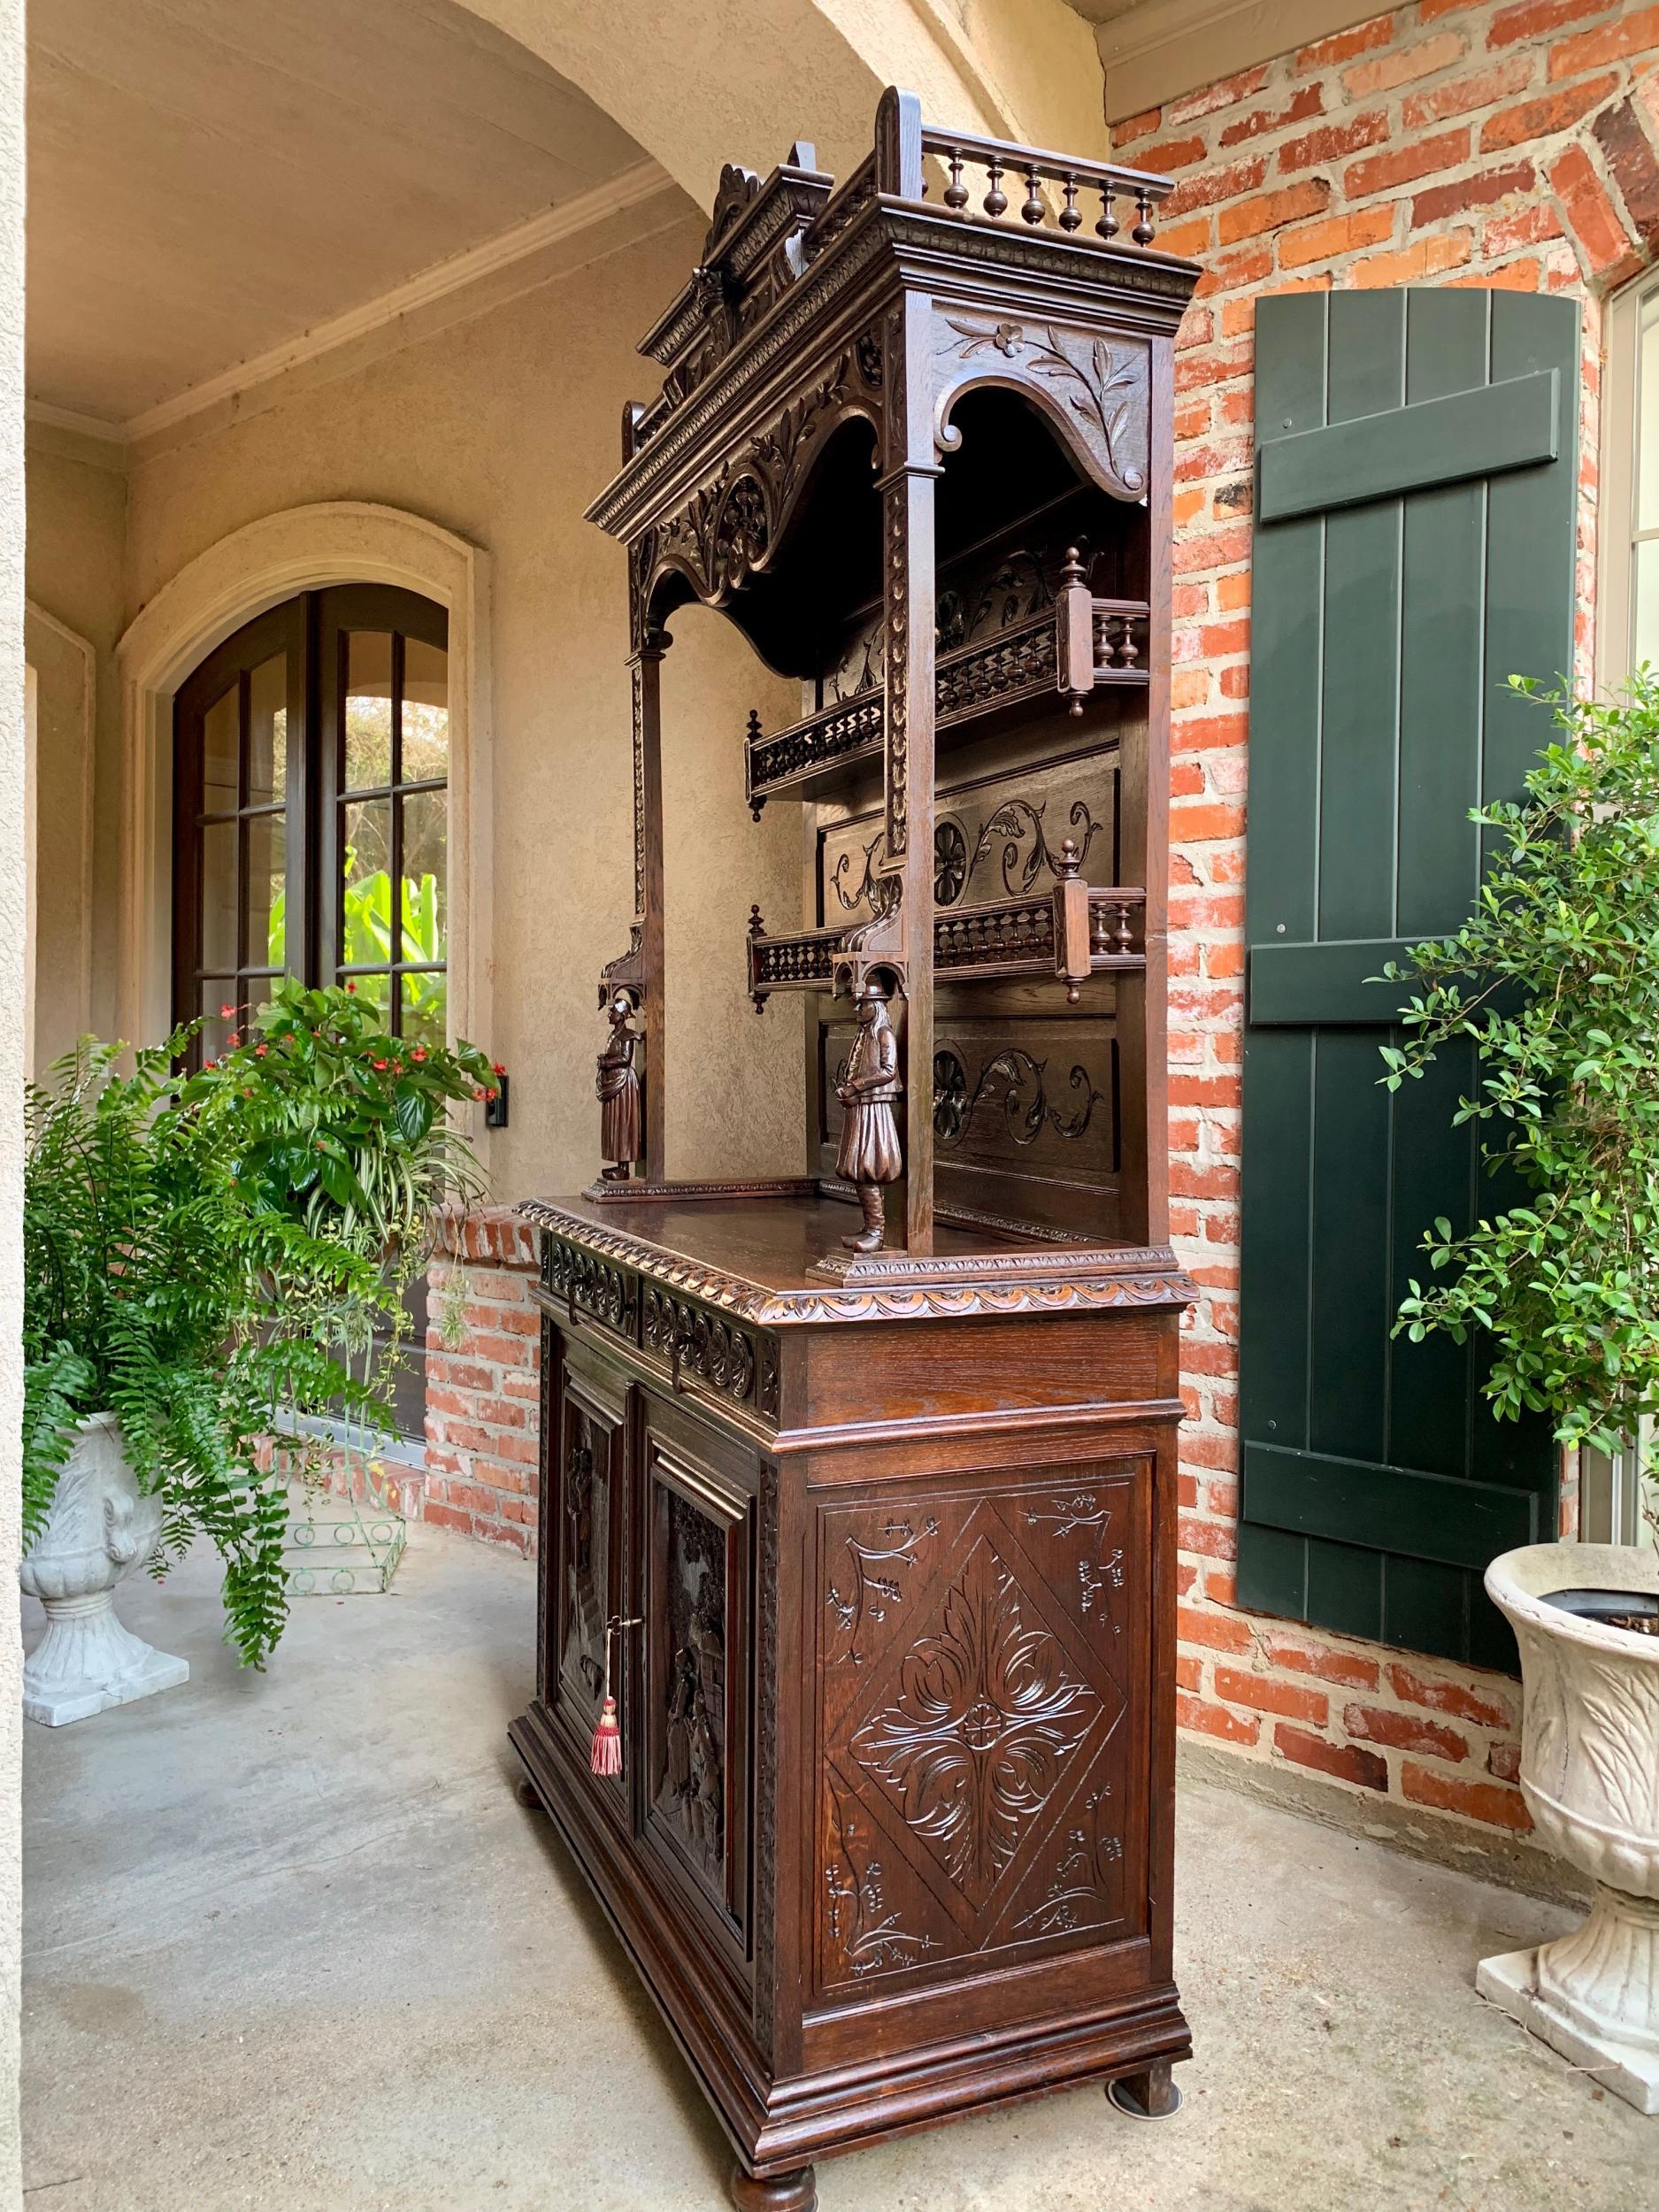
<box><xmin>834</xmin><ymin>983</ymin><xmax>903</xmax><ymax>1251</ymax></box>
<box><xmin>596</xmin><ymin>993</ymin><xmax>642</xmax><ymax>1180</ymax></box>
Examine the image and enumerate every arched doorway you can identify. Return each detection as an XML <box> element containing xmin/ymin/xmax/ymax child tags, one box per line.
<box><xmin>172</xmin><ymin>584</ymin><xmax>450</xmax><ymax>1066</ymax></box>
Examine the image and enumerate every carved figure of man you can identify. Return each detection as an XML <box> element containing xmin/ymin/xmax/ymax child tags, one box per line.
<box><xmin>596</xmin><ymin>993</ymin><xmax>642</xmax><ymax>1180</ymax></box>
<box><xmin>834</xmin><ymin>980</ymin><xmax>903</xmax><ymax>1251</ymax></box>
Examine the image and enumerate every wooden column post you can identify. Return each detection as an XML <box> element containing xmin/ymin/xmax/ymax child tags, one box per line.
<box><xmin>879</xmin><ymin>279</ymin><xmax>941</xmax><ymax>1256</ymax></box>
<box><xmin>1118</xmin><ymin>335</ymin><xmax>1172</xmax><ymax>1248</ymax></box>
<box><xmin>632</xmin><ymin>631</ymin><xmax>669</xmax><ymax>1184</ymax></box>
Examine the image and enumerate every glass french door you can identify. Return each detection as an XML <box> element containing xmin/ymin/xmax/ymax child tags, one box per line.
<box><xmin>173</xmin><ymin>585</ymin><xmax>449</xmax><ymax>1062</ymax></box>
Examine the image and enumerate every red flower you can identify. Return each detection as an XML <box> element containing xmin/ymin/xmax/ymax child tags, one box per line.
<box><xmin>219</xmin><ymin>1003</ymin><xmax>235</xmax><ymax>1018</ymax></box>
<box><xmin>411</xmin><ymin>1047</ymin><xmax>427</xmax><ymax>1063</ymax></box>
<box><xmin>227</xmin><ymin>1032</ymin><xmax>241</xmax><ymax>1048</ymax></box>
<box><xmin>472</xmin><ymin>1086</ymin><xmax>487</xmax><ymax>1101</ymax></box>
<box><xmin>254</xmin><ymin>1044</ymin><xmax>268</xmax><ymax>1058</ymax></box>
<box><xmin>373</xmin><ymin>1058</ymin><xmax>388</xmax><ymax>1071</ymax></box>
<box><xmin>485</xmin><ymin>1086</ymin><xmax>499</xmax><ymax>1100</ymax></box>
<box><xmin>492</xmin><ymin>1061</ymin><xmax>507</xmax><ymax>1077</ymax></box>
<box><xmin>345</xmin><ymin>980</ymin><xmax>357</xmax><ymax>994</ymax></box>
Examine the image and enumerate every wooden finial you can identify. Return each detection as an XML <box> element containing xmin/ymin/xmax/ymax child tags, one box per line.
<box><xmin>1056</xmin><ymin>837</ymin><xmax>1081</xmax><ymax>882</ymax></box>
<box><xmin>1061</xmin><ymin>546</ymin><xmax>1086</xmax><ymax>591</ymax></box>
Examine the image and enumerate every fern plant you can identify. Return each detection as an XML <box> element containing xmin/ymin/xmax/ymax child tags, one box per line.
<box><xmin>1381</xmin><ymin>673</ymin><xmax>1659</xmax><ymax>1525</ymax></box>
<box><xmin>24</xmin><ymin>1039</ymin><xmax>380</xmax><ymax>1664</ymax></box>
<box><xmin>25</xmin><ymin>990</ymin><xmax>501</xmax><ymax>1667</ymax></box>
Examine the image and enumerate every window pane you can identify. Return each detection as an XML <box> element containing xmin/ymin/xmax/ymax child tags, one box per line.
<box><xmin>1639</xmin><ymin>289</ymin><xmax>1659</xmax><ymax>535</ymax></box>
<box><xmin>344</xmin><ymin>632</ymin><xmax>394</xmax><ymax>790</ymax></box>
<box><xmin>400</xmin><ymin>788</ymin><xmax>447</xmax><ymax>962</ymax></box>
<box><xmin>247</xmin><ymin>655</ymin><xmax>288</xmax><ymax>806</ymax></box>
<box><xmin>402</xmin><ymin>639</ymin><xmax>449</xmax><ymax>783</ymax></box>
<box><xmin>1635</xmin><ymin>538</ymin><xmax>1659</xmax><ymax>667</ymax></box>
<box><xmin>341</xmin><ymin>797</ymin><xmax>392</xmax><ymax>969</ymax></box>
<box><xmin>401</xmin><ymin>972</ymin><xmax>447</xmax><ymax>1053</ymax></box>
<box><xmin>201</xmin><ymin>819</ymin><xmax>238</xmax><ymax>971</ymax></box>
<box><xmin>203</xmin><ymin>684</ymin><xmax>239</xmax><ymax>814</ymax></box>
<box><xmin>342</xmin><ymin>972</ymin><xmax>393</xmax><ymax>1024</ymax></box>
<box><xmin>247</xmin><ymin>811</ymin><xmax>288</xmax><ymax>971</ymax></box>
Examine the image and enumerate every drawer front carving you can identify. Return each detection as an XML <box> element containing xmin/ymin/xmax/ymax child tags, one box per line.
<box><xmin>815</xmin><ymin>1465</ymin><xmax>1147</xmax><ymax>1997</ymax></box>
<box><xmin>542</xmin><ymin>1232</ymin><xmax>639</xmax><ymax>1340</ymax></box>
<box><xmin>641</xmin><ymin>1413</ymin><xmax>756</xmax><ymax>1952</ymax></box>
<box><xmin>641</xmin><ymin>1286</ymin><xmax>780</xmax><ymax>1422</ymax></box>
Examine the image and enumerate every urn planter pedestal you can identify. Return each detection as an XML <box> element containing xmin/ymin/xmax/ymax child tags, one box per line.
<box><xmin>19</xmin><ymin>1413</ymin><xmax>188</xmax><ymax>1727</ymax></box>
<box><xmin>1479</xmin><ymin>1541</ymin><xmax>1659</xmax><ymax>2114</ymax></box>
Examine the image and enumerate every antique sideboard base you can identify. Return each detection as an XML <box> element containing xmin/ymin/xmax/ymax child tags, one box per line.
<box><xmin>511</xmin><ymin>1193</ymin><xmax>1194</xmax><ymax>2212</ymax></box>
<box><xmin>512</xmin><ymin>1712</ymin><xmax>1189</xmax><ymax>2208</ymax></box>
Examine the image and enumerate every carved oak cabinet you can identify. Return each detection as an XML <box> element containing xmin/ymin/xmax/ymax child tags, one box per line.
<box><xmin>510</xmin><ymin>91</ymin><xmax>1202</xmax><ymax>2212</ymax></box>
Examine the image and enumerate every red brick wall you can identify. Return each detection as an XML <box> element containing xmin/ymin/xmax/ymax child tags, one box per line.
<box><xmin>423</xmin><ymin>1210</ymin><xmax>541</xmax><ymax>1553</ymax></box>
<box><xmin>1116</xmin><ymin>0</ymin><xmax>1658</xmax><ymax>1837</ymax></box>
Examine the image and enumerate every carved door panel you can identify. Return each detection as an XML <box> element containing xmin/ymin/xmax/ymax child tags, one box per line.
<box><xmin>815</xmin><ymin>1463</ymin><xmax>1148</xmax><ymax>1999</ymax></box>
<box><xmin>639</xmin><ymin>1397</ymin><xmax>755</xmax><ymax>1963</ymax></box>
<box><xmin>549</xmin><ymin>1344</ymin><xmax>628</xmax><ymax>1816</ymax></box>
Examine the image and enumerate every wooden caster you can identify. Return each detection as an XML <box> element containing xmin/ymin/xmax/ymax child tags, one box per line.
<box><xmin>1107</xmin><ymin>2060</ymin><xmax>1182</xmax><ymax>2120</ymax></box>
<box><xmin>729</xmin><ymin>2162</ymin><xmax>817</xmax><ymax>2211</ymax></box>
<box><xmin>512</xmin><ymin>1771</ymin><xmax>543</xmax><ymax>1810</ymax></box>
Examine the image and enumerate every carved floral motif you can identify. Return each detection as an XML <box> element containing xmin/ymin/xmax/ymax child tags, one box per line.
<box><xmin>826</xmin><ymin>1515</ymin><xmax>940</xmax><ymax>1666</ymax></box>
<box><xmin>852</xmin><ymin>1540</ymin><xmax>1101</xmax><ymax>1905</ymax></box>
<box><xmin>936</xmin><ymin>317</ymin><xmax>1149</xmax><ymax>496</ymax></box>
<box><xmin>932</xmin><ymin>1047</ymin><xmax>1106</xmax><ymax>1148</ymax></box>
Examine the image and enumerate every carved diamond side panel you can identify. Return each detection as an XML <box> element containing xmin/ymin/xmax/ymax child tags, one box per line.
<box><xmin>850</xmin><ymin>1534</ymin><xmax>1104</xmax><ymax>1910</ymax></box>
<box><xmin>815</xmin><ymin>1468</ymin><xmax>1148</xmax><ymax>1995</ymax></box>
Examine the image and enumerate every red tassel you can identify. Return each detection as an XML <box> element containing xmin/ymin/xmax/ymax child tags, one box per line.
<box><xmin>590</xmin><ymin>1694</ymin><xmax>622</xmax><ymax>1777</ymax></box>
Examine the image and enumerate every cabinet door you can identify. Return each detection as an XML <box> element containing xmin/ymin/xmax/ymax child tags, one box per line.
<box><xmin>547</xmin><ymin>1338</ymin><xmax>629</xmax><ymax>1817</ymax></box>
<box><xmin>637</xmin><ymin>1395</ymin><xmax>756</xmax><ymax>1961</ymax></box>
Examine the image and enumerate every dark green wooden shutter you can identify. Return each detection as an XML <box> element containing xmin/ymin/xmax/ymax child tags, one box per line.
<box><xmin>1238</xmin><ymin>289</ymin><xmax>1579</xmax><ymax>1671</ymax></box>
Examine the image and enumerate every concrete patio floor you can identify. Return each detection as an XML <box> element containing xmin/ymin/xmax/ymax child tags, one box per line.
<box><xmin>21</xmin><ymin>1530</ymin><xmax>1650</xmax><ymax>2212</ymax></box>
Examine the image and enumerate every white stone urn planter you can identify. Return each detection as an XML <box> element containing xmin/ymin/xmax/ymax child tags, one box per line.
<box><xmin>19</xmin><ymin>1413</ymin><xmax>189</xmax><ymax>1726</ymax></box>
<box><xmin>1479</xmin><ymin>1540</ymin><xmax>1659</xmax><ymax>2113</ymax></box>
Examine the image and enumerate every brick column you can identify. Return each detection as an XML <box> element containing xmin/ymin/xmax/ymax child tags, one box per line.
<box><xmin>425</xmin><ymin>1208</ymin><xmax>541</xmax><ymax>1553</ymax></box>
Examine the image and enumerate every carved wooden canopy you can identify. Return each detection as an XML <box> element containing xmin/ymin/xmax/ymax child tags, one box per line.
<box><xmin>587</xmin><ymin>90</ymin><xmax>1197</xmax><ymax>654</ymax></box>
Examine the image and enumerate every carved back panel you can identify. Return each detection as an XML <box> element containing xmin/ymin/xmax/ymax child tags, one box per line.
<box><xmin>814</xmin><ymin>1463</ymin><xmax>1148</xmax><ymax>2000</ymax></box>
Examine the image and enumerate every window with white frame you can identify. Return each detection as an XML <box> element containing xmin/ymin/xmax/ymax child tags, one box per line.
<box><xmin>1586</xmin><ymin>271</ymin><xmax>1659</xmax><ymax>1544</ymax></box>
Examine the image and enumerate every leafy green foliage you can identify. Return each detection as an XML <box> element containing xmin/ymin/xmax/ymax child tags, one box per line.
<box><xmin>1381</xmin><ymin>674</ymin><xmax>1659</xmax><ymax>1486</ymax></box>
<box><xmin>25</xmin><ymin>987</ymin><xmax>501</xmax><ymax>1665</ymax></box>
<box><xmin>25</xmin><ymin>1039</ymin><xmax>374</xmax><ymax>1663</ymax></box>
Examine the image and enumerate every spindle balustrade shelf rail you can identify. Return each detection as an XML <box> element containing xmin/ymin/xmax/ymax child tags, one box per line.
<box><xmin>746</xmin><ymin>883</ymin><xmax>1147</xmax><ymax>1006</ymax></box>
<box><xmin>746</xmin><ymin>595</ymin><xmax>1150</xmax><ymax>813</ymax></box>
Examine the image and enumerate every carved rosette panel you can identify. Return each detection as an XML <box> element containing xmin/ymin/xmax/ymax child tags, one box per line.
<box><xmin>933</xmin><ymin>313</ymin><xmax>1151</xmax><ymax>501</ymax></box>
<box><xmin>816</xmin><ymin>1471</ymin><xmax>1143</xmax><ymax>1993</ymax></box>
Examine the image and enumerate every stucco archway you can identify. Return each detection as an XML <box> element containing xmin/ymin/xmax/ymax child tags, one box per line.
<box><xmin>450</xmin><ymin>0</ymin><xmax>1110</xmax><ymax>207</ymax></box>
<box><xmin>115</xmin><ymin>502</ymin><xmax>492</xmax><ymax>1088</ymax></box>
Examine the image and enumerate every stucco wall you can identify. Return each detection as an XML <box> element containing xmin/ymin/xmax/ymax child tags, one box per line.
<box><xmin>114</xmin><ymin>203</ymin><xmax>805</xmax><ymax>1204</ymax></box>
<box><xmin>0</xmin><ymin>0</ymin><xmax>26</xmax><ymax>2190</ymax></box>
<box><xmin>22</xmin><ymin>435</ymin><xmax>125</xmax><ymax>1045</ymax></box>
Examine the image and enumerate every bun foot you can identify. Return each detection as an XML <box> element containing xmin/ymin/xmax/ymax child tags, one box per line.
<box><xmin>1107</xmin><ymin>2060</ymin><xmax>1182</xmax><ymax>2120</ymax></box>
<box><xmin>729</xmin><ymin>2162</ymin><xmax>817</xmax><ymax>2211</ymax></box>
<box><xmin>512</xmin><ymin>1771</ymin><xmax>543</xmax><ymax>1810</ymax></box>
